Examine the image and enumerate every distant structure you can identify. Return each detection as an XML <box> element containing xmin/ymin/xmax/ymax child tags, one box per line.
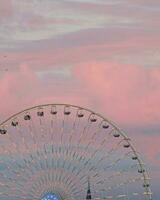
<box><xmin>86</xmin><ymin>178</ymin><xmax>92</xmax><ymax>200</ymax></box>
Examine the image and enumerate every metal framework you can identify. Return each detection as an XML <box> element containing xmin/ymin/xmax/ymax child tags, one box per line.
<box><xmin>0</xmin><ymin>104</ymin><xmax>152</xmax><ymax>200</ymax></box>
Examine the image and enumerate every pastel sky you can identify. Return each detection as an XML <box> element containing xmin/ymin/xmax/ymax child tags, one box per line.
<box><xmin>0</xmin><ymin>0</ymin><xmax>160</xmax><ymax>199</ymax></box>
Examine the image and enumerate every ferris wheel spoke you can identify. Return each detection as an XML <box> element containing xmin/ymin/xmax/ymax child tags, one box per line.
<box><xmin>102</xmin><ymin>151</ymin><xmax>134</xmax><ymax>172</ymax></box>
<box><xmin>79</xmin><ymin>128</ymin><xmax>115</xmax><ymax>169</ymax></box>
<box><xmin>92</xmin><ymin>138</ymin><xmax>128</xmax><ymax>170</ymax></box>
<box><xmin>68</xmin><ymin>108</ymin><xmax>81</xmax><ymax>158</ymax></box>
<box><xmin>50</xmin><ymin>105</ymin><xmax>59</xmax><ymax>145</ymax></box>
<box><xmin>77</xmin><ymin>112</ymin><xmax>93</xmax><ymax>147</ymax></box>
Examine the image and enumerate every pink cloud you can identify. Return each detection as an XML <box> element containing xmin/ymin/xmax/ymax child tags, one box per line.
<box><xmin>1</xmin><ymin>29</ymin><xmax>159</xmax><ymax>72</ymax></box>
<box><xmin>0</xmin><ymin>64</ymin><xmax>89</xmax><ymax>121</ymax></box>
<box><xmin>0</xmin><ymin>64</ymin><xmax>40</xmax><ymax>118</ymax></box>
<box><xmin>0</xmin><ymin>0</ymin><xmax>14</xmax><ymax>21</ymax></box>
<box><xmin>74</xmin><ymin>62</ymin><xmax>160</xmax><ymax>126</ymax></box>
<box><xmin>1</xmin><ymin>61</ymin><xmax>160</xmax><ymax>128</ymax></box>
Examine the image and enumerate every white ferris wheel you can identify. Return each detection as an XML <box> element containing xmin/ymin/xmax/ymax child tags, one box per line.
<box><xmin>0</xmin><ymin>104</ymin><xmax>152</xmax><ymax>200</ymax></box>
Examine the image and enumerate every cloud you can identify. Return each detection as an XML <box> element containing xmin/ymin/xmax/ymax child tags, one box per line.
<box><xmin>74</xmin><ymin>62</ymin><xmax>160</xmax><ymax>126</ymax></box>
<box><xmin>0</xmin><ymin>64</ymin><xmax>40</xmax><ymax>119</ymax></box>
<box><xmin>1</xmin><ymin>60</ymin><xmax>160</xmax><ymax>129</ymax></box>
<box><xmin>0</xmin><ymin>0</ymin><xmax>13</xmax><ymax>21</ymax></box>
<box><xmin>0</xmin><ymin>64</ymin><xmax>88</xmax><ymax>121</ymax></box>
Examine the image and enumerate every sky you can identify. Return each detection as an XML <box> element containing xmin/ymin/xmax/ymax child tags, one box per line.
<box><xmin>0</xmin><ymin>0</ymin><xmax>159</xmax><ymax>199</ymax></box>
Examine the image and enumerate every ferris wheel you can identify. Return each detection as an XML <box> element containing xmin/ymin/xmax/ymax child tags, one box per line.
<box><xmin>0</xmin><ymin>104</ymin><xmax>152</xmax><ymax>200</ymax></box>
